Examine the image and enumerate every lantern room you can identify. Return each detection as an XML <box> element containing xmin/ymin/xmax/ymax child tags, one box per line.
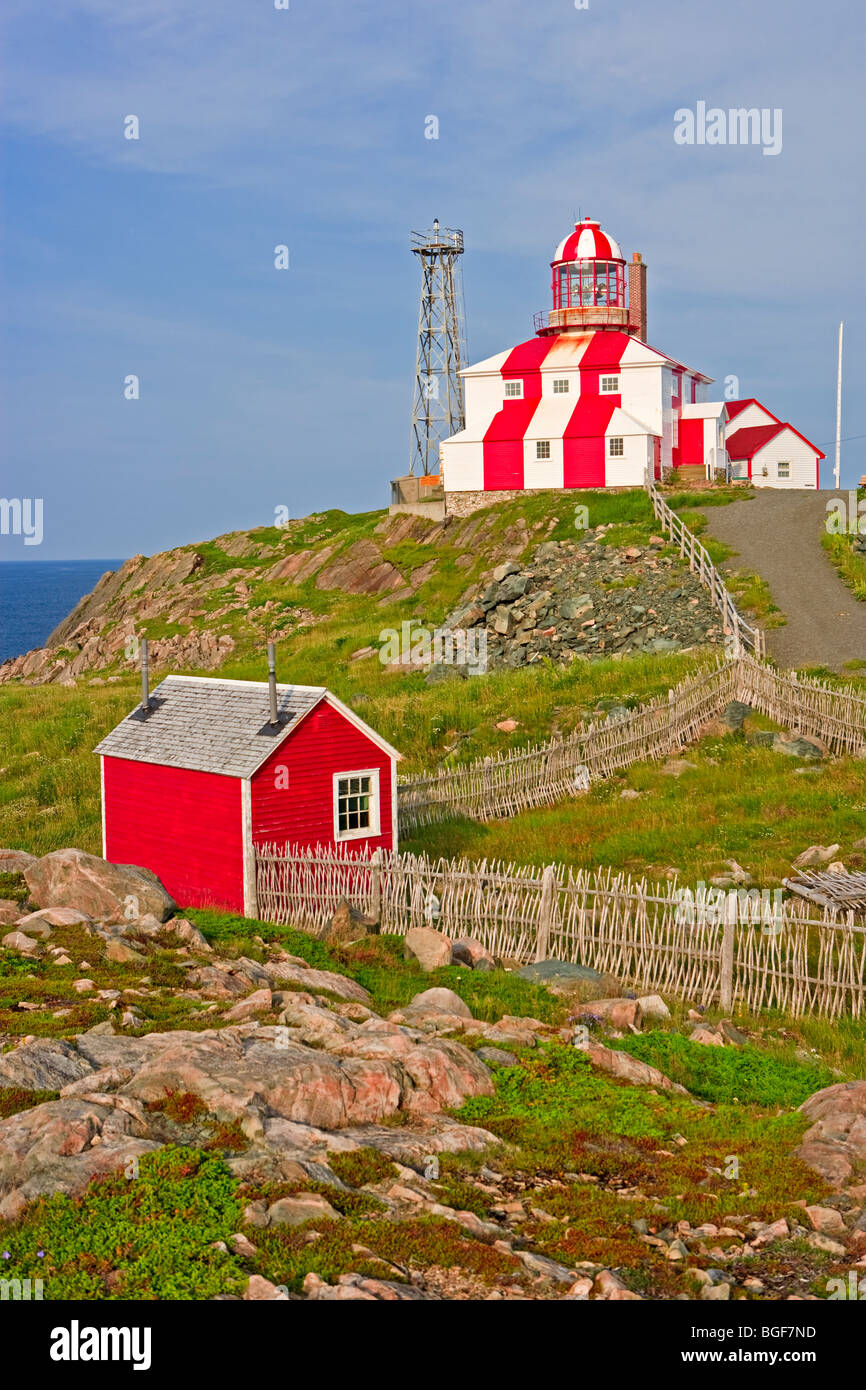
<box><xmin>536</xmin><ymin>216</ymin><xmax>641</xmax><ymax>337</ymax></box>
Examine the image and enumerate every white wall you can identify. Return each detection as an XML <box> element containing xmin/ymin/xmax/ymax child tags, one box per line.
<box><xmin>605</xmin><ymin>433</ymin><xmax>651</xmax><ymax>486</ymax></box>
<box><xmin>727</xmin><ymin>401</ymin><xmax>778</xmax><ymax>433</ymax></box>
<box><xmin>750</xmin><ymin>430</ymin><xmax>820</xmax><ymax>489</ymax></box>
<box><xmin>622</xmin><ymin>363</ymin><xmax>663</xmax><ymax>436</ymax></box>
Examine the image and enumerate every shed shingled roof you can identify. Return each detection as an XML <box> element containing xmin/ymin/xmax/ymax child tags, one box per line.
<box><xmin>93</xmin><ymin>675</ymin><xmax>332</xmax><ymax>778</ymax></box>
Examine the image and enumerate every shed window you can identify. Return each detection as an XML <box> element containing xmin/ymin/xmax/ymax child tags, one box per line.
<box><xmin>600</xmin><ymin>375</ymin><xmax>620</xmax><ymax>394</ymax></box>
<box><xmin>552</xmin><ymin>378</ymin><xmax>570</xmax><ymax>393</ymax></box>
<box><xmin>504</xmin><ymin>380</ymin><xmax>523</xmax><ymax>398</ymax></box>
<box><xmin>777</xmin><ymin>460</ymin><xmax>791</xmax><ymax>478</ymax></box>
<box><xmin>536</xmin><ymin>440</ymin><xmax>551</xmax><ymax>459</ymax></box>
<box><xmin>608</xmin><ymin>437</ymin><xmax>624</xmax><ymax>457</ymax></box>
<box><xmin>334</xmin><ymin>769</ymin><xmax>381</xmax><ymax>840</ymax></box>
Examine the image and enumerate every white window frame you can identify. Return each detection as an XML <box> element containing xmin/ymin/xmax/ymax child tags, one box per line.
<box><xmin>333</xmin><ymin>768</ymin><xmax>381</xmax><ymax>842</ymax></box>
<box><xmin>552</xmin><ymin>378</ymin><xmax>570</xmax><ymax>394</ymax></box>
<box><xmin>776</xmin><ymin>460</ymin><xmax>791</xmax><ymax>479</ymax></box>
<box><xmin>671</xmin><ymin>374</ymin><xmax>679</xmax><ymax>398</ymax></box>
<box><xmin>536</xmin><ymin>440</ymin><xmax>551</xmax><ymax>459</ymax></box>
<box><xmin>504</xmin><ymin>380</ymin><xmax>523</xmax><ymax>399</ymax></box>
<box><xmin>599</xmin><ymin>375</ymin><xmax>620</xmax><ymax>394</ymax></box>
<box><xmin>608</xmin><ymin>436</ymin><xmax>624</xmax><ymax>458</ymax></box>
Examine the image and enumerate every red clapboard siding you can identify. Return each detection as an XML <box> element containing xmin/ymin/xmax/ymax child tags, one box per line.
<box><xmin>102</xmin><ymin>756</ymin><xmax>244</xmax><ymax>912</ymax></box>
<box><xmin>251</xmin><ymin>699</ymin><xmax>395</xmax><ymax>852</ymax></box>
<box><xmin>679</xmin><ymin>418</ymin><xmax>704</xmax><ymax>467</ymax></box>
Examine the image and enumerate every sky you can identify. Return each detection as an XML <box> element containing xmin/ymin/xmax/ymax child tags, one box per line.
<box><xmin>0</xmin><ymin>0</ymin><xmax>863</xmax><ymax>561</ymax></box>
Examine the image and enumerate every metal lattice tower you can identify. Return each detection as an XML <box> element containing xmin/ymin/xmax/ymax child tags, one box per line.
<box><xmin>409</xmin><ymin>220</ymin><xmax>467</xmax><ymax>476</ymax></box>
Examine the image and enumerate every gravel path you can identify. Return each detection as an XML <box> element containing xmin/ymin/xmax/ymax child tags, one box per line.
<box><xmin>696</xmin><ymin>490</ymin><xmax>866</xmax><ymax>669</ymax></box>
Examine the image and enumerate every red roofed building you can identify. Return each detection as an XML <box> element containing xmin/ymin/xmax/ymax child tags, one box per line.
<box><xmin>725</xmin><ymin>412</ymin><xmax>824</xmax><ymax>488</ymax></box>
<box><xmin>440</xmin><ymin>218</ymin><xmax>822</xmax><ymax>511</ymax></box>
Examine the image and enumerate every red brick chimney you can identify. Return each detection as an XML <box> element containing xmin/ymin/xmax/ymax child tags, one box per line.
<box><xmin>628</xmin><ymin>252</ymin><xmax>647</xmax><ymax>341</ymax></box>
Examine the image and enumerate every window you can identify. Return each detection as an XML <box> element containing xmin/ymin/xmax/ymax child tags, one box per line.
<box><xmin>777</xmin><ymin>460</ymin><xmax>791</xmax><ymax>479</ymax></box>
<box><xmin>504</xmin><ymin>380</ymin><xmax>523</xmax><ymax>398</ymax></box>
<box><xmin>608</xmin><ymin>437</ymin><xmax>624</xmax><ymax>457</ymax></box>
<box><xmin>671</xmin><ymin>375</ymin><xmax>679</xmax><ymax>398</ymax></box>
<box><xmin>536</xmin><ymin>440</ymin><xmax>551</xmax><ymax>459</ymax></box>
<box><xmin>552</xmin><ymin>378</ymin><xmax>570</xmax><ymax>394</ymax></box>
<box><xmin>600</xmin><ymin>375</ymin><xmax>620</xmax><ymax>394</ymax></box>
<box><xmin>334</xmin><ymin>769</ymin><xmax>380</xmax><ymax>841</ymax></box>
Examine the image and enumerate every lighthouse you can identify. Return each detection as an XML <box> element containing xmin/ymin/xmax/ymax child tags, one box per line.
<box><xmin>439</xmin><ymin>215</ymin><xmax>823</xmax><ymax>513</ymax></box>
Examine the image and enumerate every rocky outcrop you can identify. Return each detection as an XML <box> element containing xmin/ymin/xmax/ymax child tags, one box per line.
<box><xmin>443</xmin><ymin>533</ymin><xmax>724</xmax><ymax>669</ymax></box>
<box><xmin>24</xmin><ymin>848</ymin><xmax>177</xmax><ymax>923</ymax></box>
<box><xmin>796</xmin><ymin>1081</ymin><xmax>866</xmax><ymax>1190</ymax></box>
<box><xmin>0</xmin><ymin>1017</ymin><xmax>495</xmax><ymax>1218</ymax></box>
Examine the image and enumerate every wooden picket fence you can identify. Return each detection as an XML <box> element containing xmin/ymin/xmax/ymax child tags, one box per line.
<box><xmin>396</xmin><ymin>654</ymin><xmax>866</xmax><ymax>830</ymax></box>
<box><xmin>254</xmin><ymin>843</ymin><xmax>866</xmax><ymax>1020</ymax></box>
<box><xmin>646</xmin><ymin>480</ymin><xmax>766</xmax><ymax>658</ymax></box>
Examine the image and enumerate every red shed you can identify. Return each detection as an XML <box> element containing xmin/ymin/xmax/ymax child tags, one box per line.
<box><xmin>94</xmin><ymin>675</ymin><xmax>402</xmax><ymax>916</ymax></box>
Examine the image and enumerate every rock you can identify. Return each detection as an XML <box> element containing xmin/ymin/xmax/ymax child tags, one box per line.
<box><xmin>403</xmin><ymin>927</ymin><xmax>453</xmax><ymax>972</ymax></box>
<box><xmin>451</xmin><ymin>936</ymin><xmax>496</xmax><ymax>971</ymax></box>
<box><xmin>752</xmin><ymin>1217</ymin><xmax>789</xmax><ymax>1248</ymax></box>
<box><xmin>0</xmin><ymin>900</ymin><xmax>23</xmax><ymax>926</ymax></box>
<box><xmin>516</xmin><ymin>959</ymin><xmax>620</xmax><ymax>1003</ymax></box>
<box><xmin>2</xmin><ymin>930</ymin><xmax>42</xmax><ymax>955</ymax></box>
<box><xmin>797</xmin><ymin>1081</ymin><xmax>866</xmax><ymax>1190</ymax></box>
<box><xmin>268</xmin><ymin>1192</ymin><xmax>341</xmax><ymax>1226</ymax></box>
<box><xmin>492</xmin><ymin>561</ymin><xmax>520</xmax><ymax>582</ymax></box>
<box><xmin>105</xmin><ymin>939</ymin><xmax>147</xmax><ymax>965</ymax></box>
<box><xmin>718</xmin><ymin>1020</ymin><xmax>749</xmax><ymax>1046</ymax></box>
<box><xmin>321</xmin><ymin>897</ymin><xmax>378</xmax><ymax>947</ymax></box>
<box><xmin>721</xmin><ymin>700</ymin><xmax>751</xmax><ymax>731</ymax></box>
<box><xmin>806</xmin><ymin>1232</ymin><xmax>846</xmax><ymax>1256</ymax></box>
<box><xmin>0</xmin><ymin>1038</ymin><xmax>95</xmax><ymax>1091</ymax></box>
<box><xmin>804</xmin><ymin>1205</ymin><xmax>847</xmax><ymax>1236</ymax></box>
<box><xmin>495</xmin><ymin>719</ymin><xmax>519</xmax><ymax>733</ymax></box>
<box><xmin>573</xmin><ymin>998</ymin><xmax>643</xmax><ymax>1031</ymax></box>
<box><xmin>792</xmin><ymin>844</ymin><xmax>841</xmax><ymax>869</ymax></box>
<box><xmin>701</xmin><ymin>1283</ymin><xmax>731</xmax><ymax>1300</ymax></box>
<box><xmin>0</xmin><ymin>849</ymin><xmax>38</xmax><ymax>874</ymax></box>
<box><xmin>476</xmin><ymin>1047</ymin><xmax>518</xmax><ymax>1067</ymax></box>
<box><xmin>24</xmin><ymin>848</ymin><xmax>177</xmax><ymax>923</ymax></box>
<box><xmin>73</xmin><ymin>978</ymin><xmax>95</xmax><ymax>993</ymax></box>
<box><xmin>637</xmin><ymin>994</ymin><xmax>670</xmax><ymax>1021</ymax></box>
<box><xmin>594</xmin><ymin>1269</ymin><xmax>641</xmax><ymax>1300</ymax></box>
<box><xmin>244</xmin><ymin>1275</ymin><xmax>288</xmax><ymax>1301</ymax></box>
<box><xmin>404</xmin><ymin>987</ymin><xmax>472</xmax><ymax>1020</ymax></box>
<box><xmin>166</xmin><ymin>917</ymin><xmax>212</xmax><ymax>952</ymax></box>
<box><xmin>18</xmin><ymin>907</ymin><xmax>92</xmax><ymax>930</ymax></box>
<box><xmin>304</xmin><ymin>1271</ymin><xmax>436</xmax><ymax>1301</ymax></box>
<box><xmin>264</xmin><ymin>960</ymin><xmax>371</xmax><ymax>1003</ymax></box>
<box><xmin>223</xmin><ymin>988</ymin><xmax>274</xmax><ymax>1021</ymax></box>
<box><xmin>690</xmin><ymin>1026</ymin><xmax>725</xmax><ymax>1046</ymax></box>
<box><xmin>586</xmin><ymin>1043</ymin><xmax>687</xmax><ymax>1093</ymax></box>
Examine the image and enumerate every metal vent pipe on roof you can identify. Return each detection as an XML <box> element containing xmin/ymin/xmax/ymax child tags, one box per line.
<box><xmin>267</xmin><ymin>642</ymin><xmax>279</xmax><ymax>726</ymax></box>
<box><xmin>140</xmin><ymin>637</ymin><xmax>150</xmax><ymax>712</ymax></box>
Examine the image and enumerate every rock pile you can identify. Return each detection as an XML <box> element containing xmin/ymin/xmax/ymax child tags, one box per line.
<box><xmin>443</xmin><ymin>534</ymin><xmax>724</xmax><ymax>670</ymax></box>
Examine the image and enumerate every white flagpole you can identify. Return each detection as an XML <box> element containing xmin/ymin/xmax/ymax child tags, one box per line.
<box><xmin>834</xmin><ymin>321</ymin><xmax>843</xmax><ymax>490</ymax></box>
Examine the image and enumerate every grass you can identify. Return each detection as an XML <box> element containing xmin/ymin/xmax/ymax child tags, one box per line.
<box><xmin>403</xmin><ymin>720</ymin><xmax>866</xmax><ymax>887</ymax></box>
<box><xmin>613</xmin><ymin>1031</ymin><xmax>836</xmax><ymax>1107</ymax></box>
<box><xmin>822</xmin><ymin>532</ymin><xmax>866</xmax><ymax>602</ymax></box>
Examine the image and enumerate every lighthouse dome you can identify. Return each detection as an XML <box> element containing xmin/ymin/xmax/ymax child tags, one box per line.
<box><xmin>553</xmin><ymin>217</ymin><xmax>623</xmax><ymax>266</ymax></box>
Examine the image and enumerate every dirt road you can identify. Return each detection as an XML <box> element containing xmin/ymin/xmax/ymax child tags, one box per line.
<box><xmin>697</xmin><ymin>490</ymin><xmax>866</xmax><ymax>669</ymax></box>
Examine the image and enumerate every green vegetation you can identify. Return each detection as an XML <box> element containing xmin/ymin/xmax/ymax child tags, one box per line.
<box><xmin>822</xmin><ymin>531</ymin><xmax>866</xmax><ymax>602</ymax></box>
<box><xmin>614</xmin><ymin>1031</ymin><xmax>836</xmax><ymax>1107</ymax></box>
<box><xmin>0</xmin><ymin>1087</ymin><xmax>59</xmax><ymax>1119</ymax></box>
<box><xmin>327</xmin><ymin>1148</ymin><xmax>398</xmax><ymax>1189</ymax></box>
<box><xmin>1</xmin><ymin>1148</ymin><xmax>246</xmax><ymax>1300</ymax></box>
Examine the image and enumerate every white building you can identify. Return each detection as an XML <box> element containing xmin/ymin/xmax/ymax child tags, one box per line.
<box><xmin>440</xmin><ymin>217</ymin><xmax>823</xmax><ymax>513</ymax></box>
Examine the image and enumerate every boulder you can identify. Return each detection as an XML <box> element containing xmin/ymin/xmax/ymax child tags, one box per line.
<box><xmin>105</xmin><ymin>939</ymin><xmax>147</xmax><ymax>966</ymax></box>
<box><xmin>2</xmin><ymin>930</ymin><xmax>42</xmax><ymax>955</ymax></box>
<box><xmin>24</xmin><ymin>848</ymin><xmax>177</xmax><ymax>923</ymax></box>
<box><xmin>516</xmin><ymin>959</ymin><xmax>620</xmax><ymax>1004</ymax></box>
<box><xmin>321</xmin><ymin>897</ymin><xmax>378</xmax><ymax>947</ymax></box>
<box><xmin>797</xmin><ymin>1080</ymin><xmax>866</xmax><ymax>1190</ymax></box>
<box><xmin>451</xmin><ymin>936</ymin><xmax>496</xmax><ymax>971</ymax></box>
<box><xmin>477</xmin><ymin>1046</ymin><xmax>518</xmax><ymax>1067</ymax></box>
<box><xmin>403</xmin><ymin>927</ymin><xmax>453</xmax><ymax>972</ymax></box>
<box><xmin>0</xmin><ymin>900</ymin><xmax>23</xmax><ymax>926</ymax></box>
<box><xmin>637</xmin><ymin>994</ymin><xmax>671</xmax><ymax>1021</ymax></box>
<box><xmin>792</xmin><ymin>844</ymin><xmax>841</xmax><ymax>870</ymax></box>
<box><xmin>573</xmin><ymin>998</ymin><xmax>643</xmax><ymax>1031</ymax></box>
<box><xmin>690</xmin><ymin>1025</ymin><xmax>725</xmax><ymax>1046</ymax></box>
<box><xmin>587</xmin><ymin>1043</ymin><xmax>687</xmax><ymax>1094</ymax></box>
<box><xmin>268</xmin><ymin>1192</ymin><xmax>341</xmax><ymax>1227</ymax></box>
<box><xmin>405</xmin><ymin>987</ymin><xmax>472</xmax><ymax>1020</ymax></box>
<box><xmin>0</xmin><ymin>849</ymin><xmax>38</xmax><ymax>874</ymax></box>
<box><xmin>18</xmin><ymin>907</ymin><xmax>92</xmax><ymax>929</ymax></box>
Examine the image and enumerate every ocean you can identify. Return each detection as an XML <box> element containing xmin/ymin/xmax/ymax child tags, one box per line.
<box><xmin>0</xmin><ymin>560</ymin><xmax>127</xmax><ymax>666</ymax></box>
